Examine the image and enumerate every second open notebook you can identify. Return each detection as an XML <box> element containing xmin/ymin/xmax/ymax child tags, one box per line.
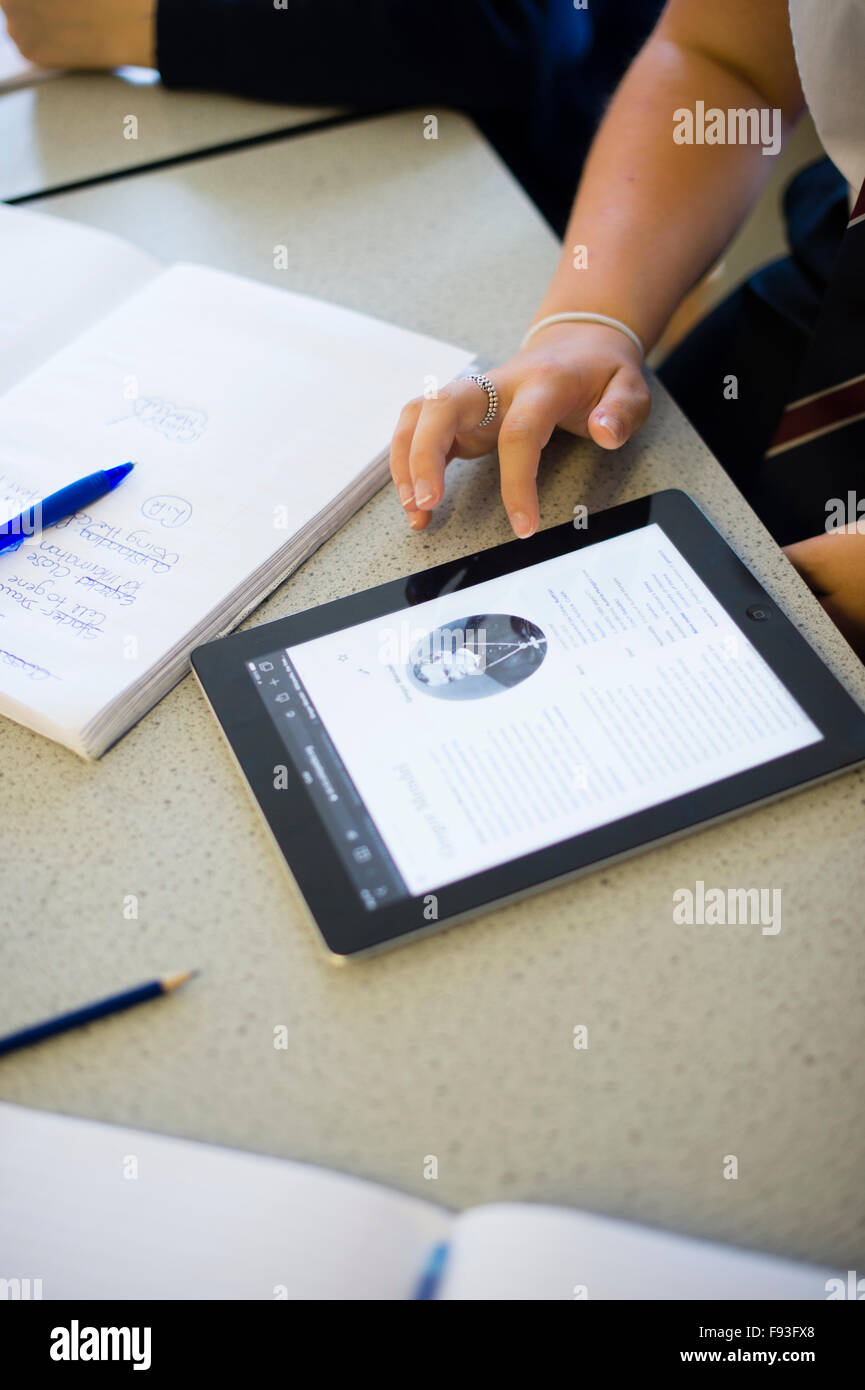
<box><xmin>0</xmin><ymin>206</ymin><xmax>474</xmax><ymax>757</ymax></box>
<box><xmin>0</xmin><ymin>1102</ymin><xmax>833</xmax><ymax>1299</ymax></box>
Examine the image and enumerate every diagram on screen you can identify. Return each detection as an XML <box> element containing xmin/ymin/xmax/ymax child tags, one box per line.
<box><xmin>407</xmin><ymin>614</ymin><xmax>547</xmax><ymax>701</ymax></box>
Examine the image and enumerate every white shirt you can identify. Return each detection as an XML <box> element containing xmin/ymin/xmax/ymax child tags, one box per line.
<box><xmin>788</xmin><ymin>0</ymin><xmax>865</xmax><ymax>195</ymax></box>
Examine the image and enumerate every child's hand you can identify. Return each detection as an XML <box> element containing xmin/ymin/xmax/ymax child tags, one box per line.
<box><xmin>785</xmin><ymin>527</ymin><xmax>865</xmax><ymax>659</ymax></box>
<box><xmin>389</xmin><ymin>321</ymin><xmax>650</xmax><ymax>538</ymax></box>
<box><xmin>2</xmin><ymin>0</ymin><xmax>155</xmax><ymax>71</ymax></box>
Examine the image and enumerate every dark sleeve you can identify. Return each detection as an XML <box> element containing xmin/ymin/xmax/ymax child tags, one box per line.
<box><xmin>156</xmin><ymin>0</ymin><xmax>556</xmax><ymax>112</ymax></box>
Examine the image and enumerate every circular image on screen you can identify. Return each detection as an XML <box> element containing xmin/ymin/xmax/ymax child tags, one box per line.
<box><xmin>407</xmin><ymin>615</ymin><xmax>547</xmax><ymax>701</ymax></box>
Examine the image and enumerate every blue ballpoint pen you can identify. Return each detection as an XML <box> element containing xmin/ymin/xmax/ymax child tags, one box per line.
<box><xmin>413</xmin><ymin>1241</ymin><xmax>450</xmax><ymax>1300</ymax></box>
<box><xmin>0</xmin><ymin>461</ymin><xmax>135</xmax><ymax>555</ymax></box>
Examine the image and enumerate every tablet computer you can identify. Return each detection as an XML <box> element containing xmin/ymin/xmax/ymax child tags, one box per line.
<box><xmin>191</xmin><ymin>490</ymin><xmax>865</xmax><ymax>958</ymax></box>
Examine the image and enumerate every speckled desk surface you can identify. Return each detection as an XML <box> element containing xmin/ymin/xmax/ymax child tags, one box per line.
<box><xmin>1</xmin><ymin>110</ymin><xmax>863</xmax><ymax>1271</ymax></box>
<box><xmin>0</xmin><ymin>68</ymin><xmax>340</xmax><ymax>202</ymax></box>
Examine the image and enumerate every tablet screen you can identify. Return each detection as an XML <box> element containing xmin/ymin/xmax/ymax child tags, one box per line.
<box><xmin>245</xmin><ymin>523</ymin><xmax>821</xmax><ymax>909</ymax></box>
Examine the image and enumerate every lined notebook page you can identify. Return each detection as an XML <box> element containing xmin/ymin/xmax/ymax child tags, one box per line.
<box><xmin>0</xmin><ymin>1102</ymin><xmax>448</xmax><ymax>1300</ymax></box>
<box><xmin>0</xmin><ymin>263</ymin><xmax>473</xmax><ymax>751</ymax></box>
<box><xmin>0</xmin><ymin>205</ymin><xmax>159</xmax><ymax>395</ymax></box>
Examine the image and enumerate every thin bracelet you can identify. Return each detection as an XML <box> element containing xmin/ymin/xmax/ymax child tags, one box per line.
<box><xmin>521</xmin><ymin>311</ymin><xmax>644</xmax><ymax>359</ymax></box>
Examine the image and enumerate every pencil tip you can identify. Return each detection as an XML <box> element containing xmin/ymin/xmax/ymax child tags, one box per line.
<box><xmin>161</xmin><ymin>969</ymin><xmax>201</xmax><ymax>992</ymax></box>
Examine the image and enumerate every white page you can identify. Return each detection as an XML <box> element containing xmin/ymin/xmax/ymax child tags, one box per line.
<box><xmin>0</xmin><ymin>205</ymin><xmax>159</xmax><ymax>394</ymax></box>
<box><xmin>440</xmin><ymin>1204</ymin><xmax>833</xmax><ymax>1300</ymax></box>
<box><xmin>0</xmin><ymin>262</ymin><xmax>473</xmax><ymax>749</ymax></box>
<box><xmin>0</xmin><ymin>1102</ymin><xmax>449</xmax><ymax>1300</ymax></box>
<box><xmin>284</xmin><ymin>524</ymin><xmax>822</xmax><ymax>895</ymax></box>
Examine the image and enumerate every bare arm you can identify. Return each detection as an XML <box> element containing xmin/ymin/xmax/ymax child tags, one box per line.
<box><xmin>2</xmin><ymin>0</ymin><xmax>156</xmax><ymax>69</ymax></box>
<box><xmin>535</xmin><ymin>0</ymin><xmax>805</xmax><ymax>349</ymax></box>
<box><xmin>390</xmin><ymin>0</ymin><xmax>805</xmax><ymax>537</ymax></box>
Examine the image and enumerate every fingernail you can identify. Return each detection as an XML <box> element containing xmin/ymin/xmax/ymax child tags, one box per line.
<box><xmin>413</xmin><ymin>483</ymin><xmax>435</xmax><ymax>508</ymax></box>
<box><xmin>510</xmin><ymin>511</ymin><xmax>535</xmax><ymax>539</ymax></box>
<box><xmin>398</xmin><ymin>484</ymin><xmax>415</xmax><ymax>507</ymax></box>
<box><xmin>409</xmin><ymin>514</ymin><xmax>425</xmax><ymax>530</ymax></box>
<box><xmin>595</xmin><ymin>412</ymin><xmax>623</xmax><ymax>441</ymax></box>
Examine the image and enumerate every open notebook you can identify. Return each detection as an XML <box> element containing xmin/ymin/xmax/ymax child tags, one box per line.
<box><xmin>0</xmin><ymin>206</ymin><xmax>473</xmax><ymax>757</ymax></box>
<box><xmin>0</xmin><ymin>1102</ymin><xmax>831</xmax><ymax>1300</ymax></box>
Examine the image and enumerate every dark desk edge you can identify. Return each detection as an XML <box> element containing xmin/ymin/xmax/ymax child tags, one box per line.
<box><xmin>4</xmin><ymin>105</ymin><xmax>395</xmax><ymax>206</ymax></box>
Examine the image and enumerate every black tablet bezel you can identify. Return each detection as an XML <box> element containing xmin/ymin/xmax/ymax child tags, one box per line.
<box><xmin>191</xmin><ymin>490</ymin><xmax>865</xmax><ymax>957</ymax></box>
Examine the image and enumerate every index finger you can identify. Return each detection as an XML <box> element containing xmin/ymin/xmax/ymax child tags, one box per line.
<box><xmin>497</xmin><ymin>376</ymin><xmax>576</xmax><ymax>537</ymax></box>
